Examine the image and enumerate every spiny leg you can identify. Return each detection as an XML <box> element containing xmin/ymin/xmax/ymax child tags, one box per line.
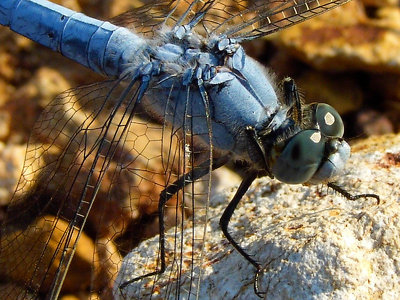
<box><xmin>219</xmin><ymin>171</ymin><xmax>268</xmax><ymax>297</ymax></box>
<box><xmin>282</xmin><ymin>77</ymin><xmax>303</xmax><ymax>125</ymax></box>
<box><xmin>119</xmin><ymin>156</ymin><xmax>229</xmax><ymax>289</ymax></box>
<box><xmin>327</xmin><ymin>182</ymin><xmax>380</xmax><ymax>204</ymax></box>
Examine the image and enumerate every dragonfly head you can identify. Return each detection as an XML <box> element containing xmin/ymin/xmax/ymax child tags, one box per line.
<box><xmin>267</xmin><ymin>103</ymin><xmax>350</xmax><ymax>185</ymax></box>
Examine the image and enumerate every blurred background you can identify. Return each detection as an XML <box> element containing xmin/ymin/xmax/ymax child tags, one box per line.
<box><xmin>0</xmin><ymin>0</ymin><xmax>399</xmax><ymax>298</ymax></box>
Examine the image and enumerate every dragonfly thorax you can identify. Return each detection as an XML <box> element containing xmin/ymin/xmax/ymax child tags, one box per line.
<box><xmin>142</xmin><ymin>32</ymin><xmax>351</xmax><ymax>187</ymax></box>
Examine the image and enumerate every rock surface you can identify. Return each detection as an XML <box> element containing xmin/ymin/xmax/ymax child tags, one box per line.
<box><xmin>116</xmin><ymin>134</ymin><xmax>400</xmax><ymax>299</ymax></box>
<box><xmin>0</xmin><ymin>143</ymin><xmax>25</xmax><ymax>206</ymax></box>
<box><xmin>273</xmin><ymin>1</ymin><xmax>400</xmax><ymax>74</ymax></box>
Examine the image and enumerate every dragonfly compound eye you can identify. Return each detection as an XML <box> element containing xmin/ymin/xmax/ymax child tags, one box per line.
<box><xmin>308</xmin><ymin>139</ymin><xmax>351</xmax><ymax>184</ymax></box>
<box><xmin>271</xmin><ymin>130</ymin><xmax>325</xmax><ymax>184</ymax></box>
<box><xmin>315</xmin><ymin>103</ymin><xmax>344</xmax><ymax>138</ymax></box>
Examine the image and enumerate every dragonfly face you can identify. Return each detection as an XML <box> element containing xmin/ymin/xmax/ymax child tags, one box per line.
<box><xmin>267</xmin><ymin>103</ymin><xmax>350</xmax><ymax>184</ymax></box>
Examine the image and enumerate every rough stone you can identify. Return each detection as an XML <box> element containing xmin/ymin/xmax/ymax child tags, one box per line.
<box><xmin>355</xmin><ymin>109</ymin><xmax>394</xmax><ymax>136</ymax></box>
<box><xmin>273</xmin><ymin>1</ymin><xmax>400</xmax><ymax>74</ymax></box>
<box><xmin>116</xmin><ymin>134</ymin><xmax>400</xmax><ymax>299</ymax></box>
<box><xmin>0</xmin><ymin>216</ymin><xmax>96</xmax><ymax>296</ymax></box>
<box><xmin>295</xmin><ymin>71</ymin><xmax>363</xmax><ymax>115</ymax></box>
<box><xmin>0</xmin><ymin>142</ymin><xmax>25</xmax><ymax>206</ymax></box>
<box><xmin>0</xmin><ymin>283</ymin><xmax>35</xmax><ymax>300</ymax></box>
<box><xmin>362</xmin><ymin>0</ymin><xmax>399</xmax><ymax>7</ymax></box>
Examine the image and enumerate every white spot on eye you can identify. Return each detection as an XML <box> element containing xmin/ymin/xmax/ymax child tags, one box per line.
<box><xmin>324</xmin><ymin>112</ymin><xmax>335</xmax><ymax>126</ymax></box>
<box><xmin>310</xmin><ymin>132</ymin><xmax>321</xmax><ymax>143</ymax></box>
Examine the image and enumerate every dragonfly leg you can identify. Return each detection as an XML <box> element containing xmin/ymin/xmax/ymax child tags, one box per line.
<box><xmin>282</xmin><ymin>77</ymin><xmax>303</xmax><ymax>125</ymax></box>
<box><xmin>219</xmin><ymin>171</ymin><xmax>267</xmax><ymax>297</ymax></box>
<box><xmin>245</xmin><ymin>126</ymin><xmax>274</xmax><ymax>178</ymax></box>
<box><xmin>119</xmin><ymin>156</ymin><xmax>229</xmax><ymax>290</ymax></box>
<box><xmin>327</xmin><ymin>182</ymin><xmax>380</xmax><ymax>204</ymax></box>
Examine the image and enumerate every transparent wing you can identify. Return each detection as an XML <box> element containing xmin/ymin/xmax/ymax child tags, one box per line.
<box><xmin>0</xmin><ymin>75</ymin><xmax>213</xmax><ymax>299</ymax></box>
<box><xmin>110</xmin><ymin>0</ymin><xmax>180</xmax><ymax>37</ymax></box>
<box><xmin>0</xmin><ymin>79</ymin><xmax>147</xmax><ymax>298</ymax></box>
<box><xmin>114</xmin><ymin>77</ymin><xmax>214</xmax><ymax>299</ymax></box>
<box><xmin>110</xmin><ymin>0</ymin><xmax>351</xmax><ymax>40</ymax></box>
<box><xmin>209</xmin><ymin>0</ymin><xmax>352</xmax><ymax>41</ymax></box>
<box><xmin>110</xmin><ymin>0</ymin><xmax>247</xmax><ymax>37</ymax></box>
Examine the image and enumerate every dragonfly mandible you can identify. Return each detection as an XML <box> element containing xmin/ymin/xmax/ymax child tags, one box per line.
<box><xmin>0</xmin><ymin>0</ymin><xmax>379</xmax><ymax>299</ymax></box>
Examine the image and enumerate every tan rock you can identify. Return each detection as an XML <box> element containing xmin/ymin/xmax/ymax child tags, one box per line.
<box><xmin>92</xmin><ymin>238</ymin><xmax>122</xmax><ymax>298</ymax></box>
<box><xmin>0</xmin><ymin>80</ymin><xmax>13</xmax><ymax>108</ymax></box>
<box><xmin>0</xmin><ymin>51</ymin><xmax>15</xmax><ymax>83</ymax></box>
<box><xmin>355</xmin><ymin>109</ymin><xmax>394</xmax><ymax>136</ymax></box>
<box><xmin>117</xmin><ymin>133</ymin><xmax>400</xmax><ymax>299</ymax></box>
<box><xmin>295</xmin><ymin>71</ymin><xmax>363</xmax><ymax>115</ymax></box>
<box><xmin>52</xmin><ymin>0</ymin><xmax>81</xmax><ymax>11</ymax></box>
<box><xmin>0</xmin><ymin>142</ymin><xmax>25</xmax><ymax>206</ymax></box>
<box><xmin>0</xmin><ymin>283</ymin><xmax>35</xmax><ymax>300</ymax></box>
<box><xmin>59</xmin><ymin>295</ymin><xmax>84</xmax><ymax>300</ymax></box>
<box><xmin>362</xmin><ymin>0</ymin><xmax>399</xmax><ymax>7</ymax></box>
<box><xmin>273</xmin><ymin>1</ymin><xmax>400</xmax><ymax>74</ymax></box>
<box><xmin>0</xmin><ymin>216</ymin><xmax>95</xmax><ymax>295</ymax></box>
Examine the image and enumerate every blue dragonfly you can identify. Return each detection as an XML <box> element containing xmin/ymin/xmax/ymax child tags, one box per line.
<box><xmin>0</xmin><ymin>0</ymin><xmax>379</xmax><ymax>299</ymax></box>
